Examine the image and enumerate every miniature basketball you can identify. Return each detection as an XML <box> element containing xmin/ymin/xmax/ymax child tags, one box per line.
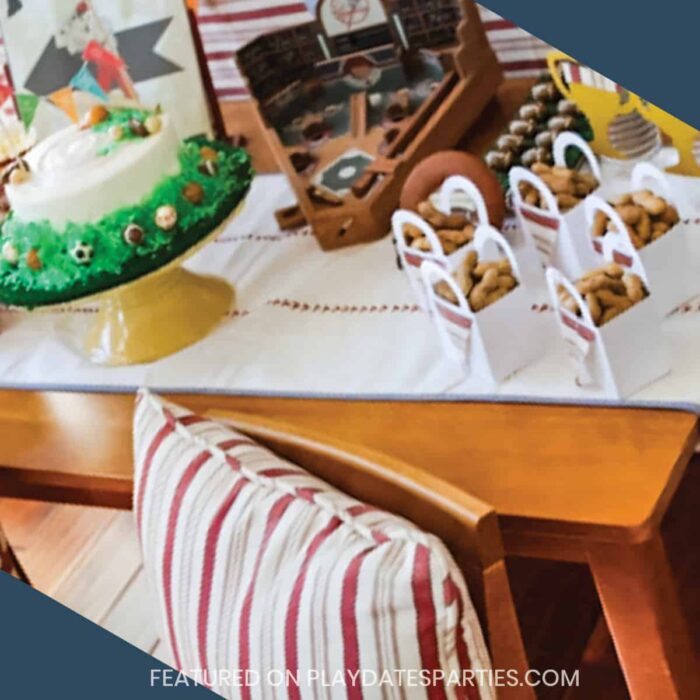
<box><xmin>400</xmin><ymin>151</ymin><xmax>506</xmax><ymax>228</ymax></box>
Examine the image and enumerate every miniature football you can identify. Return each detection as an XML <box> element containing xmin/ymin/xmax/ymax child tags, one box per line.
<box><xmin>400</xmin><ymin>151</ymin><xmax>506</xmax><ymax>228</ymax></box>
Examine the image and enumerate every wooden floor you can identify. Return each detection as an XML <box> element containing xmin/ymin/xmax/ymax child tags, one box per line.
<box><xmin>0</xmin><ymin>498</ymin><xmax>171</xmax><ymax>667</ymax></box>
<box><xmin>0</xmin><ymin>496</ymin><xmax>620</xmax><ymax>698</ymax></box>
<box><xmin>3</xmin><ymin>461</ymin><xmax>699</xmax><ymax>700</ymax></box>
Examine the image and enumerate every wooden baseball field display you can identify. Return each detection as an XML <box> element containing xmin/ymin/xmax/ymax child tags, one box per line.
<box><xmin>235</xmin><ymin>0</ymin><xmax>502</xmax><ymax>250</ymax></box>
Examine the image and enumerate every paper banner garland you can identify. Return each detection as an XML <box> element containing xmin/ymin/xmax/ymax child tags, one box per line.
<box><xmin>82</xmin><ymin>40</ymin><xmax>136</xmax><ymax>98</ymax></box>
<box><xmin>0</xmin><ymin>84</ymin><xmax>13</xmax><ymax>106</ymax></box>
<box><xmin>15</xmin><ymin>93</ymin><xmax>39</xmax><ymax>129</ymax></box>
<box><xmin>8</xmin><ymin>0</ymin><xmax>22</xmax><ymax>17</ymax></box>
<box><xmin>1</xmin><ymin>0</ymin><xmax>211</xmax><ymax>139</ymax></box>
<box><xmin>24</xmin><ymin>19</ymin><xmax>181</xmax><ymax>97</ymax></box>
<box><xmin>69</xmin><ymin>63</ymin><xmax>107</xmax><ymax>100</ymax></box>
<box><xmin>48</xmin><ymin>86</ymin><xmax>78</xmax><ymax>123</ymax></box>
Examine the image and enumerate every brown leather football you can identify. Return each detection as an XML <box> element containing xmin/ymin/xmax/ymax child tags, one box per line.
<box><xmin>400</xmin><ymin>150</ymin><xmax>506</xmax><ymax>228</ymax></box>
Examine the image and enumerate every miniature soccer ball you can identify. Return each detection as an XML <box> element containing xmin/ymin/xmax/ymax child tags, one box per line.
<box><xmin>70</xmin><ymin>241</ymin><xmax>94</xmax><ymax>265</ymax></box>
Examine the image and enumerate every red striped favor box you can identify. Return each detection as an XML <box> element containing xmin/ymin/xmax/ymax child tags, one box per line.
<box><xmin>420</xmin><ymin>224</ymin><xmax>547</xmax><ymax>385</ymax></box>
<box><xmin>545</xmin><ymin>261</ymin><xmax>670</xmax><ymax>399</ymax></box>
<box><xmin>511</xmin><ymin>131</ymin><xmax>603</xmax><ymax>281</ymax></box>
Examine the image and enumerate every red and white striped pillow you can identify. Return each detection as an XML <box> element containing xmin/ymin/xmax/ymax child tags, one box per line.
<box><xmin>134</xmin><ymin>390</ymin><xmax>492</xmax><ymax>699</ymax></box>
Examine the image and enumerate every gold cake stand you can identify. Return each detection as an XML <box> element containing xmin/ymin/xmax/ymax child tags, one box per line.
<box><xmin>63</xmin><ymin>202</ymin><xmax>244</xmax><ymax>367</ymax></box>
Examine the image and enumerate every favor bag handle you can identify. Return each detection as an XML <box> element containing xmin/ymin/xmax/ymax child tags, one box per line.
<box><xmin>474</xmin><ymin>224</ymin><xmax>523</xmax><ymax>284</ymax></box>
<box><xmin>553</xmin><ymin>131</ymin><xmax>602</xmax><ymax>181</ymax></box>
<box><xmin>392</xmin><ymin>209</ymin><xmax>446</xmax><ymax>264</ymax></box>
<box><xmin>584</xmin><ymin>196</ymin><xmax>647</xmax><ymax>280</ymax></box>
<box><xmin>421</xmin><ymin>260</ymin><xmax>475</xmax><ymax>319</ymax></box>
<box><xmin>510</xmin><ymin>166</ymin><xmax>560</xmax><ymax>216</ymax></box>
<box><xmin>438</xmin><ymin>175</ymin><xmax>491</xmax><ymax>227</ymax></box>
<box><xmin>631</xmin><ymin>162</ymin><xmax>675</xmax><ymax>204</ymax></box>
<box><xmin>420</xmin><ymin>260</ymin><xmax>474</xmax><ymax>366</ymax></box>
<box><xmin>545</xmin><ymin>266</ymin><xmax>596</xmax><ymax>328</ymax></box>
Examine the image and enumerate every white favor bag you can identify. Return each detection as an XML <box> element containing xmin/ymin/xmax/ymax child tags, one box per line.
<box><xmin>420</xmin><ymin>224</ymin><xmax>547</xmax><ymax>385</ymax></box>
<box><xmin>586</xmin><ymin>163</ymin><xmax>695</xmax><ymax>315</ymax></box>
<box><xmin>392</xmin><ymin>175</ymin><xmax>491</xmax><ymax>309</ymax></box>
<box><xmin>511</xmin><ymin>131</ymin><xmax>602</xmax><ymax>280</ymax></box>
<box><xmin>546</xmin><ymin>243</ymin><xmax>670</xmax><ymax>399</ymax></box>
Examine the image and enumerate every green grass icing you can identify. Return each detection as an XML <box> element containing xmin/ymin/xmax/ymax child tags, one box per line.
<box><xmin>0</xmin><ymin>137</ymin><xmax>253</xmax><ymax>308</ymax></box>
<box><xmin>93</xmin><ymin>107</ymin><xmax>153</xmax><ymax>156</ymax></box>
<box><xmin>92</xmin><ymin>107</ymin><xmax>152</xmax><ymax>134</ymax></box>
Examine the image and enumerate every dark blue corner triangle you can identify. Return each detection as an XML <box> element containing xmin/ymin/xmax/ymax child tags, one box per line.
<box><xmin>480</xmin><ymin>0</ymin><xmax>699</xmax><ymax>130</ymax></box>
<box><xmin>0</xmin><ymin>572</ymin><xmax>216</xmax><ymax>698</ymax></box>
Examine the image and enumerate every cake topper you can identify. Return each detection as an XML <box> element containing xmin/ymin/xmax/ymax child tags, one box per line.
<box><xmin>0</xmin><ymin>0</ymin><xmax>219</xmax><ymax>140</ymax></box>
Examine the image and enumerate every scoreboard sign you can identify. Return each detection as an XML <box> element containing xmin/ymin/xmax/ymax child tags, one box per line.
<box><xmin>319</xmin><ymin>0</ymin><xmax>388</xmax><ymax>38</ymax></box>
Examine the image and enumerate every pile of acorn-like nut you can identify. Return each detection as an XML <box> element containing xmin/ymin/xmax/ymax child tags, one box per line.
<box><xmin>403</xmin><ymin>200</ymin><xmax>475</xmax><ymax>255</ymax></box>
<box><xmin>591</xmin><ymin>191</ymin><xmax>680</xmax><ymax>249</ymax></box>
<box><xmin>558</xmin><ymin>263</ymin><xmax>648</xmax><ymax>327</ymax></box>
<box><xmin>485</xmin><ymin>80</ymin><xmax>581</xmax><ymax>173</ymax></box>
<box><xmin>435</xmin><ymin>250</ymin><xmax>519</xmax><ymax>312</ymax></box>
<box><xmin>518</xmin><ymin>163</ymin><xmax>599</xmax><ymax>213</ymax></box>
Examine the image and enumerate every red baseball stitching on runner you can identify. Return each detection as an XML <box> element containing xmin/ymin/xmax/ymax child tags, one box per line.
<box><xmin>215</xmin><ymin>228</ymin><xmax>313</xmax><ymax>244</ymax></box>
<box><xmin>265</xmin><ymin>299</ymin><xmax>421</xmax><ymax>314</ymax></box>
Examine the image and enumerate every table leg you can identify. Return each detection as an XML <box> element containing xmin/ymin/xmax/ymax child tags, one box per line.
<box><xmin>588</xmin><ymin>533</ymin><xmax>699</xmax><ymax>700</ymax></box>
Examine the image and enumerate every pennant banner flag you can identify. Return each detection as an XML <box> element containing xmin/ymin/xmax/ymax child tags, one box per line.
<box><xmin>69</xmin><ymin>63</ymin><xmax>107</xmax><ymax>100</ymax></box>
<box><xmin>48</xmin><ymin>86</ymin><xmax>78</xmax><ymax>123</ymax></box>
<box><xmin>15</xmin><ymin>93</ymin><xmax>39</xmax><ymax>129</ymax></box>
<box><xmin>25</xmin><ymin>19</ymin><xmax>181</xmax><ymax>97</ymax></box>
<box><xmin>0</xmin><ymin>84</ymin><xmax>13</xmax><ymax>105</ymax></box>
<box><xmin>82</xmin><ymin>40</ymin><xmax>137</xmax><ymax>99</ymax></box>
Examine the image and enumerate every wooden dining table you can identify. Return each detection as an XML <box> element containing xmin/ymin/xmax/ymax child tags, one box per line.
<box><xmin>1</xmin><ymin>83</ymin><xmax>699</xmax><ymax>699</ymax></box>
<box><xmin>0</xmin><ymin>390</ymin><xmax>698</xmax><ymax>699</ymax></box>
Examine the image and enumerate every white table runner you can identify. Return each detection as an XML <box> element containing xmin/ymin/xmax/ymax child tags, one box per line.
<box><xmin>2</xmin><ymin>168</ymin><xmax>700</xmax><ymax>409</ymax></box>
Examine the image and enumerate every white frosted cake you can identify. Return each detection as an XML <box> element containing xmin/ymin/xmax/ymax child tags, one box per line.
<box><xmin>0</xmin><ymin>105</ymin><xmax>253</xmax><ymax>308</ymax></box>
<box><xmin>7</xmin><ymin>113</ymin><xmax>181</xmax><ymax>227</ymax></box>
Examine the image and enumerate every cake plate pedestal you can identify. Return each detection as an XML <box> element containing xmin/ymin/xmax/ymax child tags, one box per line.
<box><xmin>77</xmin><ymin>205</ymin><xmax>242</xmax><ymax>366</ymax></box>
<box><xmin>84</xmin><ymin>266</ymin><xmax>233</xmax><ymax>366</ymax></box>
